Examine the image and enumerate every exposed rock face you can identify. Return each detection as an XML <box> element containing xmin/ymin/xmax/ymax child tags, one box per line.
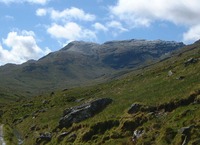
<box><xmin>128</xmin><ymin>90</ymin><xmax>200</xmax><ymax>114</ymax></box>
<box><xmin>99</xmin><ymin>39</ymin><xmax>184</xmax><ymax>69</ymax></box>
<box><xmin>59</xmin><ymin>98</ymin><xmax>112</xmax><ymax>128</ymax></box>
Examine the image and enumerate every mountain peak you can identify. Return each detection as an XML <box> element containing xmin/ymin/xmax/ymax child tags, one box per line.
<box><xmin>60</xmin><ymin>41</ymin><xmax>100</xmax><ymax>55</ymax></box>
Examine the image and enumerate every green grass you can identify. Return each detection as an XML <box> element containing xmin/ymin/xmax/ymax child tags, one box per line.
<box><xmin>1</xmin><ymin>43</ymin><xmax>200</xmax><ymax>144</ymax></box>
<box><xmin>3</xmin><ymin>124</ymin><xmax>18</xmax><ymax>145</ymax></box>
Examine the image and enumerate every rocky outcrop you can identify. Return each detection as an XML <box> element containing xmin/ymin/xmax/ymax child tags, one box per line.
<box><xmin>184</xmin><ymin>57</ymin><xmax>198</xmax><ymax>66</ymax></box>
<box><xmin>127</xmin><ymin>103</ymin><xmax>143</xmax><ymax>114</ymax></box>
<box><xmin>100</xmin><ymin>39</ymin><xmax>185</xmax><ymax>69</ymax></box>
<box><xmin>36</xmin><ymin>132</ymin><xmax>52</xmax><ymax>144</ymax></box>
<box><xmin>127</xmin><ymin>90</ymin><xmax>200</xmax><ymax>114</ymax></box>
<box><xmin>59</xmin><ymin>98</ymin><xmax>112</xmax><ymax>128</ymax></box>
<box><xmin>132</xmin><ymin>129</ymin><xmax>145</xmax><ymax>142</ymax></box>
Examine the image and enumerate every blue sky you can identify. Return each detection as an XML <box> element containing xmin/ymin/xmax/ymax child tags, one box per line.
<box><xmin>0</xmin><ymin>0</ymin><xmax>200</xmax><ymax>65</ymax></box>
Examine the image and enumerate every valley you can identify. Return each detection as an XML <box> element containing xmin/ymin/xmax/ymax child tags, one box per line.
<box><xmin>0</xmin><ymin>39</ymin><xmax>200</xmax><ymax>145</ymax></box>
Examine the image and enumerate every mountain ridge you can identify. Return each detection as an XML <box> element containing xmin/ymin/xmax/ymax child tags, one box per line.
<box><xmin>0</xmin><ymin>39</ymin><xmax>185</xmax><ymax>99</ymax></box>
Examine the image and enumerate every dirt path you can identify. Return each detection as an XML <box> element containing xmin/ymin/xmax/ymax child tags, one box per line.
<box><xmin>0</xmin><ymin>125</ymin><xmax>6</xmax><ymax>145</ymax></box>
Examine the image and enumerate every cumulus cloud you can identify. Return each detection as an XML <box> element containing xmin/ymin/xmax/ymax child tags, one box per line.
<box><xmin>109</xmin><ymin>0</ymin><xmax>200</xmax><ymax>42</ymax></box>
<box><xmin>36</xmin><ymin>8</ymin><xmax>47</xmax><ymax>16</ymax></box>
<box><xmin>49</xmin><ymin>7</ymin><xmax>96</xmax><ymax>22</ymax></box>
<box><xmin>47</xmin><ymin>22</ymin><xmax>97</xmax><ymax>42</ymax></box>
<box><xmin>93</xmin><ymin>22</ymin><xmax>108</xmax><ymax>32</ymax></box>
<box><xmin>183</xmin><ymin>25</ymin><xmax>200</xmax><ymax>43</ymax></box>
<box><xmin>107</xmin><ymin>21</ymin><xmax>128</xmax><ymax>32</ymax></box>
<box><xmin>0</xmin><ymin>30</ymin><xmax>51</xmax><ymax>65</ymax></box>
<box><xmin>0</xmin><ymin>0</ymin><xmax>49</xmax><ymax>5</ymax></box>
<box><xmin>110</xmin><ymin>0</ymin><xmax>200</xmax><ymax>26</ymax></box>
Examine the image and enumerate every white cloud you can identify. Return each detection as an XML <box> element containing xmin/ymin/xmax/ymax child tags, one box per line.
<box><xmin>107</xmin><ymin>21</ymin><xmax>128</xmax><ymax>32</ymax></box>
<box><xmin>110</xmin><ymin>0</ymin><xmax>200</xmax><ymax>26</ymax></box>
<box><xmin>109</xmin><ymin>0</ymin><xmax>200</xmax><ymax>42</ymax></box>
<box><xmin>50</xmin><ymin>7</ymin><xmax>96</xmax><ymax>22</ymax></box>
<box><xmin>93</xmin><ymin>22</ymin><xmax>108</xmax><ymax>32</ymax></box>
<box><xmin>183</xmin><ymin>25</ymin><xmax>200</xmax><ymax>43</ymax></box>
<box><xmin>47</xmin><ymin>22</ymin><xmax>97</xmax><ymax>42</ymax></box>
<box><xmin>0</xmin><ymin>0</ymin><xmax>49</xmax><ymax>5</ymax></box>
<box><xmin>36</xmin><ymin>8</ymin><xmax>47</xmax><ymax>16</ymax></box>
<box><xmin>4</xmin><ymin>15</ymin><xmax>14</xmax><ymax>21</ymax></box>
<box><xmin>0</xmin><ymin>30</ymin><xmax>51</xmax><ymax>65</ymax></box>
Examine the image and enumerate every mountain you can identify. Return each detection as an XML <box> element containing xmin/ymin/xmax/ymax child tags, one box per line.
<box><xmin>0</xmin><ymin>39</ymin><xmax>184</xmax><ymax>99</ymax></box>
<box><xmin>0</xmin><ymin>40</ymin><xmax>199</xmax><ymax>145</ymax></box>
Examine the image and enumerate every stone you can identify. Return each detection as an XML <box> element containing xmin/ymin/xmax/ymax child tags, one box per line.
<box><xmin>184</xmin><ymin>58</ymin><xmax>198</xmax><ymax>66</ymax></box>
<box><xmin>132</xmin><ymin>129</ymin><xmax>144</xmax><ymax>142</ymax></box>
<box><xmin>36</xmin><ymin>132</ymin><xmax>51</xmax><ymax>144</ymax></box>
<box><xmin>58</xmin><ymin>132</ymin><xmax>71</xmax><ymax>141</ymax></box>
<box><xmin>59</xmin><ymin>132</ymin><xmax>70</xmax><ymax>138</ymax></box>
<box><xmin>30</xmin><ymin>124</ymin><xmax>36</xmax><ymax>131</ymax></box>
<box><xmin>168</xmin><ymin>70</ymin><xmax>173</xmax><ymax>76</ymax></box>
<box><xmin>42</xmin><ymin>100</ymin><xmax>49</xmax><ymax>104</ymax></box>
<box><xmin>59</xmin><ymin>98</ymin><xmax>112</xmax><ymax>128</ymax></box>
<box><xmin>179</xmin><ymin>125</ymin><xmax>194</xmax><ymax>135</ymax></box>
<box><xmin>75</xmin><ymin>98</ymin><xmax>85</xmax><ymax>102</ymax></box>
<box><xmin>176</xmin><ymin>76</ymin><xmax>185</xmax><ymax>80</ymax></box>
<box><xmin>127</xmin><ymin>103</ymin><xmax>143</xmax><ymax>114</ymax></box>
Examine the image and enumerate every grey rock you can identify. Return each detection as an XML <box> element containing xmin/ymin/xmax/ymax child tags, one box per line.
<box><xmin>132</xmin><ymin>129</ymin><xmax>145</xmax><ymax>142</ymax></box>
<box><xmin>184</xmin><ymin>57</ymin><xmax>198</xmax><ymax>66</ymax></box>
<box><xmin>59</xmin><ymin>98</ymin><xmax>112</xmax><ymax>128</ymax></box>
<box><xmin>30</xmin><ymin>124</ymin><xmax>36</xmax><ymax>131</ymax></box>
<box><xmin>176</xmin><ymin>76</ymin><xmax>185</xmax><ymax>80</ymax></box>
<box><xmin>127</xmin><ymin>103</ymin><xmax>143</xmax><ymax>114</ymax></box>
<box><xmin>59</xmin><ymin>132</ymin><xmax>70</xmax><ymax>138</ymax></box>
<box><xmin>75</xmin><ymin>98</ymin><xmax>85</xmax><ymax>102</ymax></box>
<box><xmin>36</xmin><ymin>132</ymin><xmax>51</xmax><ymax>144</ymax></box>
<box><xmin>58</xmin><ymin>132</ymin><xmax>71</xmax><ymax>141</ymax></box>
<box><xmin>179</xmin><ymin>125</ymin><xmax>194</xmax><ymax>135</ymax></box>
<box><xmin>168</xmin><ymin>70</ymin><xmax>173</xmax><ymax>76</ymax></box>
<box><xmin>42</xmin><ymin>100</ymin><xmax>49</xmax><ymax>104</ymax></box>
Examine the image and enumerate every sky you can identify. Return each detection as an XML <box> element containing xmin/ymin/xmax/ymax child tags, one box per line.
<box><xmin>0</xmin><ymin>0</ymin><xmax>200</xmax><ymax>65</ymax></box>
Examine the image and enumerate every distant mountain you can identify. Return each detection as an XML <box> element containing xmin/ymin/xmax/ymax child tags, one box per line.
<box><xmin>0</xmin><ymin>39</ymin><xmax>184</xmax><ymax>98</ymax></box>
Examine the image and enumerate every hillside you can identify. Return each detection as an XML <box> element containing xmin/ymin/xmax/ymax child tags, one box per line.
<box><xmin>0</xmin><ymin>39</ymin><xmax>184</xmax><ymax>100</ymax></box>
<box><xmin>0</xmin><ymin>40</ymin><xmax>199</xmax><ymax>145</ymax></box>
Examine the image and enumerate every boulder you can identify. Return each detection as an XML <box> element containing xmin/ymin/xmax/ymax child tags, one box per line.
<box><xmin>127</xmin><ymin>103</ymin><xmax>143</xmax><ymax>114</ymax></box>
<box><xmin>58</xmin><ymin>132</ymin><xmax>70</xmax><ymax>141</ymax></box>
<box><xmin>59</xmin><ymin>98</ymin><xmax>112</xmax><ymax>128</ymax></box>
<box><xmin>36</xmin><ymin>132</ymin><xmax>51</xmax><ymax>144</ymax></box>
<box><xmin>179</xmin><ymin>125</ymin><xmax>194</xmax><ymax>135</ymax></box>
<box><xmin>132</xmin><ymin>129</ymin><xmax>145</xmax><ymax>142</ymax></box>
<box><xmin>176</xmin><ymin>76</ymin><xmax>185</xmax><ymax>80</ymax></box>
<box><xmin>184</xmin><ymin>58</ymin><xmax>198</xmax><ymax>66</ymax></box>
<box><xmin>168</xmin><ymin>70</ymin><xmax>173</xmax><ymax>76</ymax></box>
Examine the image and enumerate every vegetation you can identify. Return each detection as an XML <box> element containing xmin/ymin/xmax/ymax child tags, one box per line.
<box><xmin>0</xmin><ymin>41</ymin><xmax>200</xmax><ymax>144</ymax></box>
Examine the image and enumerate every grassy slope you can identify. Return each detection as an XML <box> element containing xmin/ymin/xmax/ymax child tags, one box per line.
<box><xmin>1</xmin><ymin>42</ymin><xmax>200</xmax><ymax>145</ymax></box>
